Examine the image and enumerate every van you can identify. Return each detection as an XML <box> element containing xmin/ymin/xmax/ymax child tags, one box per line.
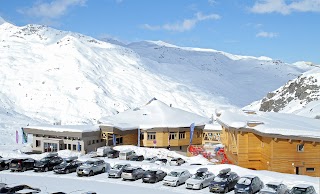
<box><xmin>96</xmin><ymin>146</ymin><xmax>112</xmax><ymax>157</ymax></box>
<box><xmin>119</xmin><ymin>150</ymin><xmax>136</xmax><ymax>160</ymax></box>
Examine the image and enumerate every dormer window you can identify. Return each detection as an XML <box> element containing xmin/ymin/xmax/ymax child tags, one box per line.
<box><xmin>297</xmin><ymin>144</ymin><xmax>304</xmax><ymax>152</ymax></box>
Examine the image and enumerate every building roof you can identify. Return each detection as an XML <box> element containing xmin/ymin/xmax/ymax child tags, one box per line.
<box><xmin>204</xmin><ymin>123</ymin><xmax>221</xmax><ymax>131</ymax></box>
<box><xmin>217</xmin><ymin>109</ymin><xmax>320</xmax><ymax>140</ymax></box>
<box><xmin>100</xmin><ymin>99</ymin><xmax>209</xmax><ymax>130</ymax></box>
<box><xmin>24</xmin><ymin>125</ymin><xmax>100</xmax><ymax>133</ymax></box>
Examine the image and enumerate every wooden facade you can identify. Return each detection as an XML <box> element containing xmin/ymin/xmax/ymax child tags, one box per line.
<box><xmin>221</xmin><ymin>126</ymin><xmax>320</xmax><ymax>177</ymax></box>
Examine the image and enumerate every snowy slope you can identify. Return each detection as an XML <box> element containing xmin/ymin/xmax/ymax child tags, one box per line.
<box><xmin>245</xmin><ymin>67</ymin><xmax>320</xmax><ymax>118</ymax></box>
<box><xmin>0</xmin><ymin>20</ymin><xmax>316</xmax><ymax>144</ymax></box>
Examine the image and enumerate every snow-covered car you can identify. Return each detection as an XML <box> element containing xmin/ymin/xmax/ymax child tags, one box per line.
<box><xmin>169</xmin><ymin>157</ymin><xmax>185</xmax><ymax>166</ymax></box>
<box><xmin>76</xmin><ymin>159</ymin><xmax>106</xmax><ymax>177</ymax></box>
<box><xmin>259</xmin><ymin>182</ymin><xmax>289</xmax><ymax>194</ymax></box>
<box><xmin>209</xmin><ymin>168</ymin><xmax>239</xmax><ymax>193</ymax></box>
<box><xmin>121</xmin><ymin>166</ymin><xmax>145</xmax><ymax>180</ymax></box>
<box><xmin>108</xmin><ymin>163</ymin><xmax>131</xmax><ymax>178</ymax></box>
<box><xmin>154</xmin><ymin>158</ymin><xmax>167</xmax><ymax>166</ymax></box>
<box><xmin>290</xmin><ymin>184</ymin><xmax>316</xmax><ymax>194</ymax></box>
<box><xmin>185</xmin><ymin>168</ymin><xmax>215</xmax><ymax>190</ymax></box>
<box><xmin>234</xmin><ymin>175</ymin><xmax>264</xmax><ymax>194</ymax></box>
<box><xmin>0</xmin><ymin>184</ymin><xmax>41</xmax><ymax>194</ymax></box>
<box><xmin>163</xmin><ymin>169</ymin><xmax>191</xmax><ymax>187</ymax></box>
<box><xmin>143</xmin><ymin>156</ymin><xmax>158</xmax><ymax>163</ymax></box>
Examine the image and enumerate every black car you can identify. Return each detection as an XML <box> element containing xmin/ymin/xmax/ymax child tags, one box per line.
<box><xmin>53</xmin><ymin>158</ymin><xmax>82</xmax><ymax>174</ymax></box>
<box><xmin>0</xmin><ymin>184</ymin><xmax>41</xmax><ymax>193</ymax></box>
<box><xmin>142</xmin><ymin>170</ymin><xmax>167</xmax><ymax>183</ymax></box>
<box><xmin>9</xmin><ymin>158</ymin><xmax>36</xmax><ymax>172</ymax></box>
<box><xmin>34</xmin><ymin>156</ymin><xmax>63</xmax><ymax>172</ymax></box>
<box><xmin>130</xmin><ymin>155</ymin><xmax>144</xmax><ymax>161</ymax></box>
<box><xmin>107</xmin><ymin>150</ymin><xmax>120</xmax><ymax>158</ymax></box>
<box><xmin>209</xmin><ymin>168</ymin><xmax>239</xmax><ymax>193</ymax></box>
<box><xmin>290</xmin><ymin>184</ymin><xmax>317</xmax><ymax>194</ymax></box>
<box><xmin>0</xmin><ymin>158</ymin><xmax>12</xmax><ymax>171</ymax></box>
<box><xmin>234</xmin><ymin>175</ymin><xmax>264</xmax><ymax>194</ymax></box>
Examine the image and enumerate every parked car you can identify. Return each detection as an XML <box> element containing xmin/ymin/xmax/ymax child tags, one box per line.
<box><xmin>163</xmin><ymin>169</ymin><xmax>191</xmax><ymax>187</ymax></box>
<box><xmin>0</xmin><ymin>184</ymin><xmax>41</xmax><ymax>194</ymax></box>
<box><xmin>185</xmin><ymin>168</ymin><xmax>215</xmax><ymax>190</ymax></box>
<box><xmin>290</xmin><ymin>184</ymin><xmax>316</xmax><ymax>194</ymax></box>
<box><xmin>154</xmin><ymin>158</ymin><xmax>167</xmax><ymax>166</ymax></box>
<box><xmin>142</xmin><ymin>169</ymin><xmax>167</xmax><ymax>183</ymax></box>
<box><xmin>119</xmin><ymin>150</ymin><xmax>136</xmax><ymax>160</ymax></box>
<box><xmin>108</xmin><ymin>163</ymin><xmax>131</xmax><ymax>178</ymax></box>
<box><xmin>209</xmin><ymin>168</ymin><xmax>239</xmax><ymax>193</ymax></box>
<box><xmin>169</xmin><ymin>158</ymin><xmax>186</xmax><ymax>166</ymax></box>
<box><xmin>76</xmin><ymin>159</ymin><xmax>106</xmax><ymax>177</ymax></box>
<box><xmin>259</xmin><ymin>182</ymin><xmax>290</xmax><ymax>194</ymax></box>
<box><xmin>54</xmin><ymin>158</ymin><xmax>82</xmax><ymax>174</ymax></box>
<box><xmin>121</xmin><ymin>166</ymin><xmax>145</xmax><ymax>180</ymax></box>
<box><xmin>107</xmin><ymin>150</ymin><xmax>120</xmax><ymax>158</ymax></box>
<box><xmin>0</xmin><ymin>158</ymin><xmax>12</xmax><ymax>171</ymax></box>
<box><xmin>0</xmin><ymin>183</ymin><xmax>6</xmax><ymax>190</ymax></box>
<box><xmin>34</xmin><ymin>155</ymin><xmax>63</xmax><ymax>172</ymax></box>
<box><xmin>143</xmin><ymin>156</ymin><xmax>158</xmax><ymax>163</ymax></box>
<box><xmin>9</xmin><ymin>158</ymin><xmax>36</xmax><ymax>172</ymax></box>
<box><xmin>96</xmin><ymin>146</ymin><xmax>113</xmax><ymax>157</ymax></box>
<box><xmin>235</xmin><ymin>175</ymin><xmax>264</xmax><ymax>194</ymax></box>
<box><xmin>130</xmin><ymin>155</ymin><xmax>144</xmax><ymax>161</ymax></box>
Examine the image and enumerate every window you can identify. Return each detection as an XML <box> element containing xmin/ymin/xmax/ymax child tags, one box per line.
<box><xmin>179</xmin><ymin>132</ymin><xmax>186</xmax><ymax>139</ymax></box>
<box><xmin>306</xmin><ymin>168</ymin><xmax>315</xmax><ymax>172</ymax></box>
<box><xmin>36</xmin><ymin>140</ymin><xmax>41</xmax><ymax>147</ymax></box>
<box><xmin>140</xmin><ymin>132</ymin><xmax>144</xmax><ymax>140</ymax></box>
<box><xmin>64</xmin><ymin>144</ymin><xmax>67</xmax><ymax>149</ymax></box>
<box><xmin>88</xmin><ymin>140</ymin><xmax>91</xmax><ymax>145</ymax></box>
<box><xmin>147</xmin><ymin>132</ymin><xmax>156</xmax><ymax>140</ymax></box>
<box><xmin>169</xmin><ymin>132</ymin><xmax>177</xmax><ymax>140</ymax></box>
<box><xmin>68</xmin><ymin>144</ymin><xmax>71</xmax><ymax>150</ymax></box>
<box><xmin>96</xmin><ymin>140</ymin><xmax>99</xmax><ymax>144</ymax></box>
<box><xmin>116</xmin><ymin>137</ymin><xmax>123</xmax><ymax>144</ymax></box>
<box><xmin>92</xmin><ymin>140</ymin><xmax>95</xmax><ymax>144</ymax></box>
<box><xmin>297</xmin><ymin>144</ymin><xmax>304</xmax><ymax>152</ymax></box>
<box><xmin>73</xmin><ymin>144</ymin><xmax>76</xmax><ymax>150</ymax></box>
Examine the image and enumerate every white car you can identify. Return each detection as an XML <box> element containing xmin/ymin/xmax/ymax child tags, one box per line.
<box><xmin>185</xmin><ymin>168</ymin><xmax>215</xmax><ymax>190</ymax></box>
<box><xmin>163</xmin><ymin>169</ymin><xmax>191</xmax><ymax>187</ymax></box>
<box><xmin>169</xmin><ymin>158</ymin><xmax>185</xmax><ymax>166</ymax></box>
<box><xmin>143</xmin><ymin>156</ymin><xmax>158</xmax><ymax>163</ymax></box>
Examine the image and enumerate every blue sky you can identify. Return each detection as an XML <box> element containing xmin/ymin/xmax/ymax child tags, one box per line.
<box><xmin>0</xmin><ymin>0</ymin><xmax>319</xmax><ymax>64</ymax></box>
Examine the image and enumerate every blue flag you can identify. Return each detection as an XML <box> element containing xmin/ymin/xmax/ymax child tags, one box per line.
<box><xmin>189</xmin><ymin>123</ymin><xmax>195</xmax><ymax>145</ymax></box>
<box><xmin>113</xmin><ymin>134</ymin><xmax>116</xmax><ymax>146</ymax></box>
<box><xmin>77</xmin><ymin>142</ymin><xmax>81</xmax><ymax>152</ymax></box>
<box><xmin>21</xmin><ymin>128</ymin><xmax>28</xmax><ymax>144</ymax></box>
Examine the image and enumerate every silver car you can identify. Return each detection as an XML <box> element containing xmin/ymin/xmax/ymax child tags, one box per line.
<box><xmin>169</xmin><ymin>158</ymin><xmax>186</xmax><ymax>166</ymax></box>
<box><xmin>108</xmin><ymin>163</ymin><xmax>131</xmax><ymax>178</ymax></box>
<box><xmin>121</xmin><ymin>166</ymin><xmax>145</xmax><ymax>180</ymax></box>
<box><xmin>76</xmin><ymin>159</ymin><xmax>106</xmax><ymax>177</ymax></box>
<box><xmin>259</xmin><ymin>182</ymin><xmax>289</xmax><ymax>194</ymax></box>
<box><xmin>163</xmin><ymin>169</ymin><xmax>191</xmax><ymax>187</ymax></box>
<box><xmin>185</xmin><ymin>168</ymin><xmax>215</xmax><ymax>190</ymax></box>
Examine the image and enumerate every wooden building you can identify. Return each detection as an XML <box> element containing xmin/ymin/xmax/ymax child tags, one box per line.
<box><xmin>99</xmin><ymin>98</ymin><xmax>207</xmax><ymax>151</ymax></box>
<box><xmin>217</xmin><ymin>109</ymin><xmax>320</xmax><ymax>177</ymax></box>
<box><xmin>202</xmin><ymin>123</ymin><xmax>222</xmax><ymax>149</ymax></box>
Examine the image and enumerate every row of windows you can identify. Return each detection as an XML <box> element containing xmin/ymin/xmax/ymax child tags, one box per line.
<box><xmin>39</xmin><ymin>141</ymin><xmax>83</xmax><ymax>152</ymax></box>
<box><xmin>88</xmin><ymin>139</ymin><xmax>104</xmax><ymax>145</ymax></box>
<box><xmin>143</xmin><ymin>131</ymin><xmax>197</xmax><ymax>140</ymax></box>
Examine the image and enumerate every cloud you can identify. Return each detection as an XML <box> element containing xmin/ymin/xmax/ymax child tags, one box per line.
<box><xmin>256</xmin><ymin>31</ymin><xmax>278</xmax><ymax>38</ymax></box>
<box><xmin>18</xmin><ymin>0</ymin><xmax>87</xmax><ymax>19</ymax></box>
<box><xmin>141</xmin><ymin>12</ymin><xmax>221</xmax><ymax>32</ymax></box>
<box><xmin>208</xmin><ymin>0</ymin><xmax>217</xmax><ymax>6</ymax></box>
<box><xmin>250</xmin><ymin>0</ymin><xmax>320</xmax><ymax>15</ymax></box>
<box><xmin>116</xmin><ymin>0</ymin><xmax>123</xmax><ymax>3</ymax></box>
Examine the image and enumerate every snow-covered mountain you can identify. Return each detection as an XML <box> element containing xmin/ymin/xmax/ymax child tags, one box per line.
<box><xmin>0</xmin><ymin>19</ymin><xmax>315</xmax><ymax>138</ymax></box>
<box><xmin>246</xmin><ymin>67</ymin><xmax>320</xmax><ymax>118</ymax></box>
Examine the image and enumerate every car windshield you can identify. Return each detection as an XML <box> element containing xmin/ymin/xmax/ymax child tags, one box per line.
<box><xmin>83</xmin><ymin>161</ymin><xmax>94</xmax><ymax>166</ymax></box>
<box><xmin>214</xmin><ymin>175</ymin><xmax>227</xmax><ymax>182</ymax></box>
<box><xmin>291</xmin><ymin>187</ymin><xmax>307</xmax><ymax>194</ymax></box>
<box><xmin>112</xmin><ymin>164</ymin><xmax>123</xmax><ymax>170</ymax></box>
<box><xmin>40</xmin><ymin>158</ymin><xmax>50</xmax><ymax>163</ymax></box>
<box><xmin>169</xmin><ymin>171</ymin><xmax>180</xmax><ymax>177</ymax></box>
<box><xmin>266</xmin><ymin>184</ymin><xmax>278</xmax><ymax>191</ymax></box>
<box><xmin>238</xmin><ymin>178</ymin><xmax>252</xmax><ymax>185</ymax></box>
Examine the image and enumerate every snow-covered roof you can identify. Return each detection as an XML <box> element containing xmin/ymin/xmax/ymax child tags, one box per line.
<box><xmin>204</xmin><ymin>123</ymin><xmax>222</xmax><ymax>131</ymax></box>
<box><xmin>24</xmin><ymin>125</ymin><xmax>100</xmax><ymax>133</ymax></box>
<box><xmin>100</xmin><ymin>99</ymin><xmax>209</xmax><ymax>130</ymax></box>
<box><xmin>217</xmin><ymin>109</ymin><xmax>320</xmax><ymax>140</ymax></box>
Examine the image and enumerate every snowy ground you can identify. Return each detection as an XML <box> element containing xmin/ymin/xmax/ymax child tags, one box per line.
<box><xmin>0</xmin><ymin>145</ymin><xmax>319</xmax><ymax>194</ymax></box>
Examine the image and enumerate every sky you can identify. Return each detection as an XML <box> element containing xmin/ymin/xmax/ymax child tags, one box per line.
<box><xmin>0</xmin><ymin>0</ymin><xmax>319</xmax><ymax>64</ymax></box>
